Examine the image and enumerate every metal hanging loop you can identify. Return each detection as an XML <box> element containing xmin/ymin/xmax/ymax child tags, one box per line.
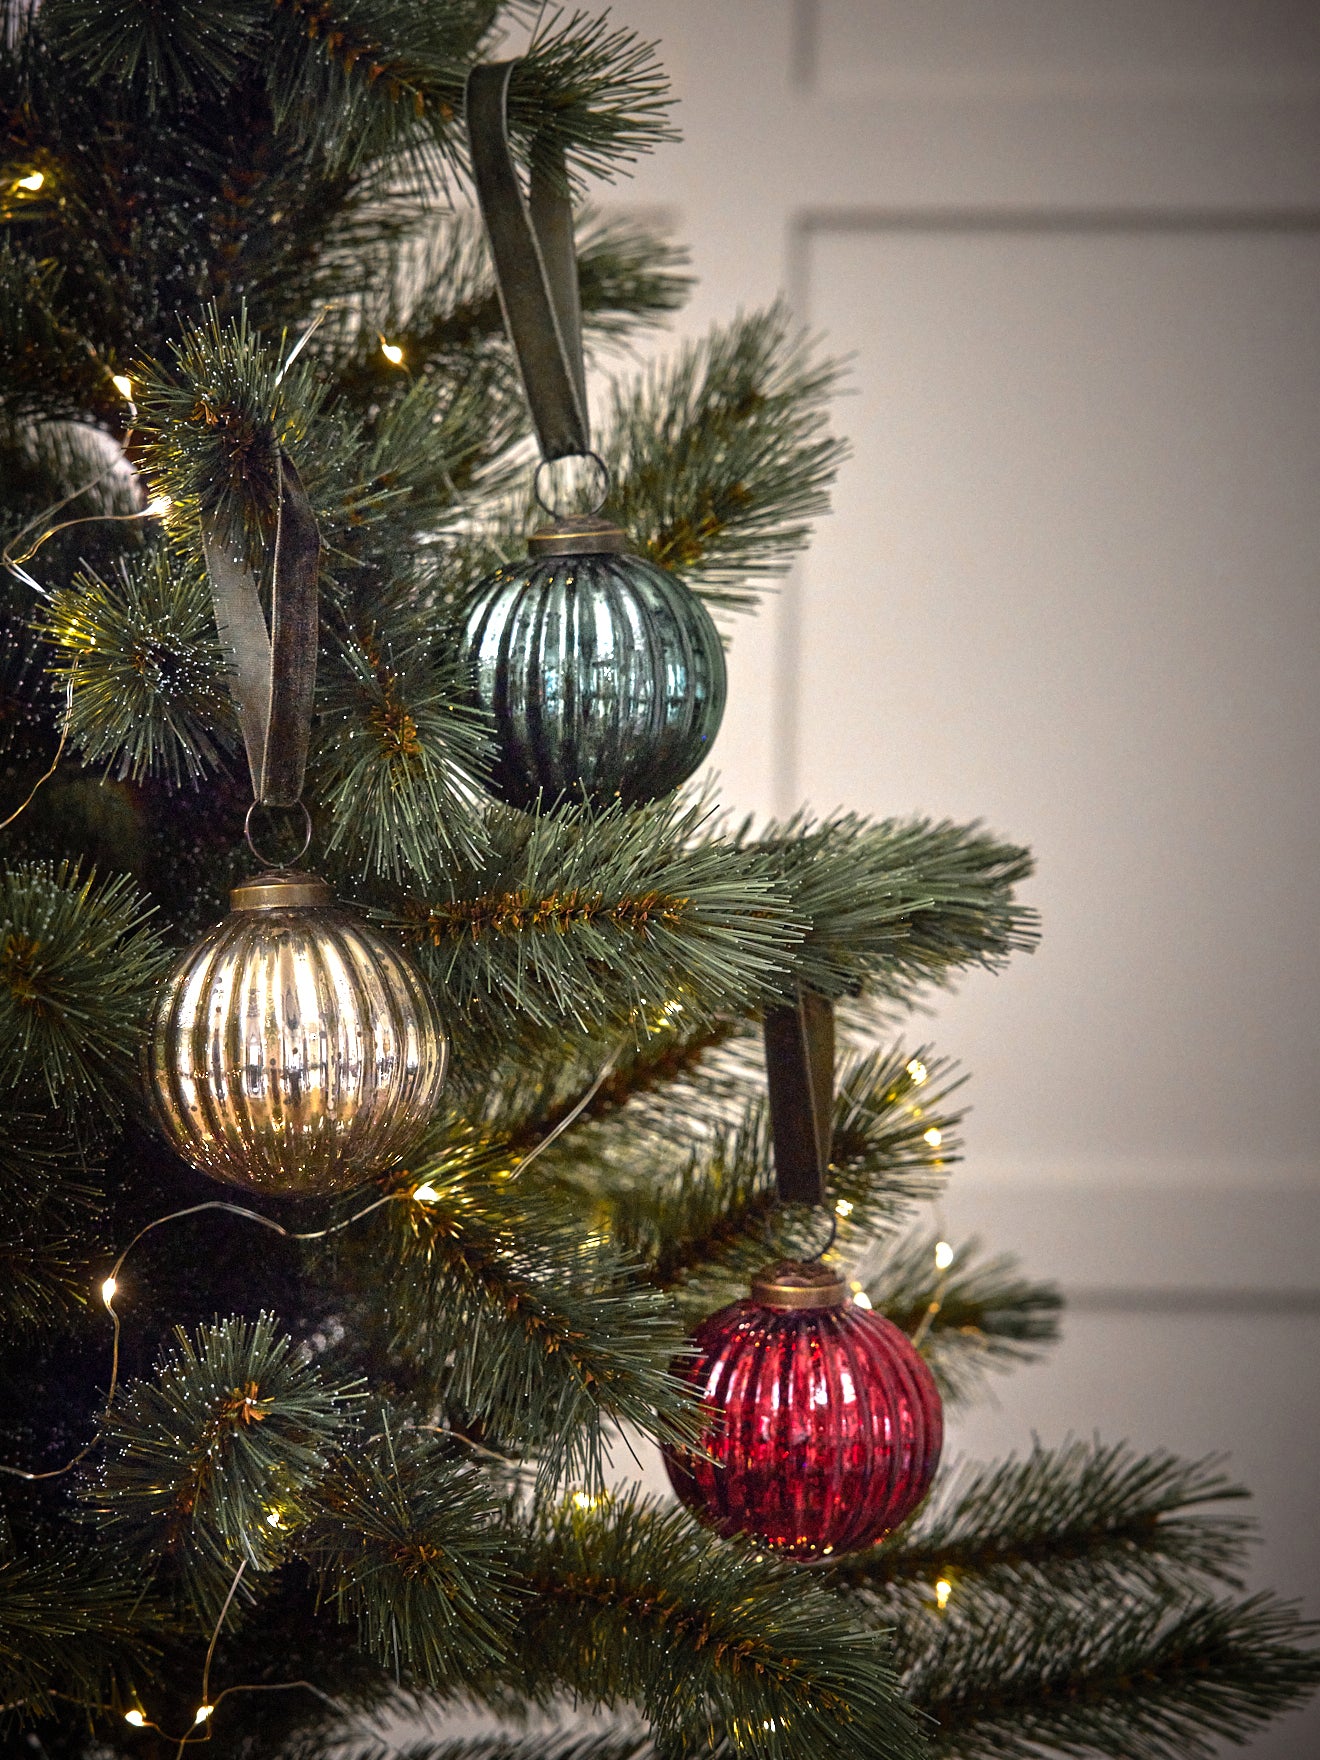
<box><xmin>243</xmin><ymin>799</ymin><xmax>313</xmax><ymax>871</ymax></box>
<box><xmin>533</xmin><ymin>451</ymin><xmax>611</xmax><ymax>519</ymax></box>
<box><xmin>465</xmin><ymin>60</ymin><xmax>592</xmax><ymax>463</ymax></box>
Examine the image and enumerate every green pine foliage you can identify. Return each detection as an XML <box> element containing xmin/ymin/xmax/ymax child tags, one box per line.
<box><xmin>0</xmin><ymin>861</ymin><xmax>170</xmax><ymax>1108</ymax></box>
<box><xmin>0</xmin><ymin>3</ymin><xmax>1314</xmax><ymax>1758</ymax></box>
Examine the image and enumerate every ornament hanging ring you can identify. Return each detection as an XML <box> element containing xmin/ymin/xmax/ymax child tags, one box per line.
<box><xmin>806</xmin><ymin>1206</ymin><xmax>839</xmax><ymax>1263</ymax></box>
<box><xmin>244</xmin><ymin>798</ymin><xmax>313</xmax><ymax>870</ymax></box>
<box><xmin>534</xmin><ymin>451</ymin><xmax>611</xmax><ymax>520</ymax></box>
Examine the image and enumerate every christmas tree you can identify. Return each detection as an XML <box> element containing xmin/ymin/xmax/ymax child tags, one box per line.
<box><xmin>1</xmin><ymin>5</ymin><xmax>1316</xmax><ymax>1758</ymax></box>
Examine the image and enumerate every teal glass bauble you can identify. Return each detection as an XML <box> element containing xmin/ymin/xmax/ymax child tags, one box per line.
<box><xmin>456</xmin><ymin>516</ymin><xmax>726</xmax><ymax>811</ymax></box>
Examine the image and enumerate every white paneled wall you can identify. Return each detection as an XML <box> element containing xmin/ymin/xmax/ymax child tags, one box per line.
<box><xmin>435</xmin><ymin>5</ymin><xmax>1320</xmax><ymax>1755</ymax></box>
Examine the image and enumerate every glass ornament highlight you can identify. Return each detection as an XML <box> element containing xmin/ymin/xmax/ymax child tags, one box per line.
<box><xmin>457</xmin><ymin>516</ymin><xmax>726</xmax><ymax>811</ymax></box>
<box><xmin>145</xmin><ymin>870</ymin><xmax>447</xmax><ymax>1196</ymax></box>
<box><xmin>663</xmin><ymin>1260</ymin><xmax>943</xmax><ymax>1559</ymax></box>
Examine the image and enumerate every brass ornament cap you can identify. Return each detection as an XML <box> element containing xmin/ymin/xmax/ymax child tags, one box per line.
<box><xmin>526</xmin><ymin>514</ymin><xmax>629</xmax><ymax>557</ymax></box>
<box><xmin>145</xmin><ymin>884</ymin><xmax>448</xmax><ymax>1197</ymax></box>
<box><xmin>229</xmin><ymin>868</ymin><xmax>332</xmax><ymax>911</ymax></box>
<box><xmin>750</xmin><ymin>1259</ymin><xmax>849</xmax><ymax>1311</ymax></box>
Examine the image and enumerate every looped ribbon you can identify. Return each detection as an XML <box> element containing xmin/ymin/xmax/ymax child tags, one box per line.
<box><xmin>764</xmin><ymin>987</ymin><xmax>834</xmax><ymax>1207</ymax></box>
<box><xmin>465</xmin><ymin>60</ymin><xmax>591</xmax><ymax>462</ymax></box>
<box><xmin>200</xmin><ymin>450</ymin><xmax>320</xmax><ymax>807</ymax></box>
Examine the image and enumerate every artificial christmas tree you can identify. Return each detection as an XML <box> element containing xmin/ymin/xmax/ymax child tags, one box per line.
<box><xmin>1</xmin><ymin>5</ymin><xmax>1316</xmax><ymax>1759</ymax></box>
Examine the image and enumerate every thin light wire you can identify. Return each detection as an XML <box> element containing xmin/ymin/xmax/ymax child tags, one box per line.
<box><xmin>163</xmin><ymin>1560</ymin><xmax>253</xmax><ymax>1756</ymax></box>
<box><xmin>0</xmin><ymin>1193</ymin><xmax>397</xmax><ymax>1484</ymax></box>
<box><xmin>0</xmin><ymin>661</ymin><xmax>78</xmax><ymax>830</ymax></box>
<box><xmin>504</xmin><ymin>1046</ymin><xmax>619</xmax><ymax>1180</ymax></box>
<box><xmin>275</xmin><ymin>301</ymin><xmax>341</xmax><ymax>384</ymax></box>
<box><xmin>0</xmin><ymin>435</ymin><xmax>168</xmax><ymax>603</ymax></box>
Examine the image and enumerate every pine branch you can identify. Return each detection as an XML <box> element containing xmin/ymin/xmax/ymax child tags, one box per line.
<box><xmin>505</xmin><ymin>12</ymin><xmax>679</xmax><ymax>188</ymax></box>
<box><xmin>134</xmin><ymin>304</ymin><xmax>337</xmax><ymax>557</ymax></box>
<box><xmin>512</xmin><ymin>1491</ymin><xmax>925</xmax><ymax>1760</ymax></box>
<box><xmin>348</xmin><ymin>1147</ymin><xmax>697</xmax><ymax>1491</ymax></box>
<box><xmin>0</xmin><ymin>861</ymin><xmax>171</xmax><ymax>1112</ymax></box>
<box><xmin>900</xmin><ymin>1584</ymin><xmax>1320</xmax><ymax>1760</ymax></box>
<box><xmin>603</xmin><ymin>308</ymin><xmax>847</xmax><ymax>616</ymax></box>
<box><xmin>43</xmin><ymin>0</ymin><xmax>266</xmax><ymax>109</ymax></box>
<box><xmin>0</xmin><ymin>1104</ymin><xmax>102</xmax><ymax>1332</ymax></box>
<box><xmin>263</xmin><ymin>0</ymin><xmax>478</xmax><ymax>187</ymax></box>
<box><xmin>0</xmin><ymin>239</ymin><xmax>112</xmax><ymax>426</ymax></box>
<box><xmin>830</xmin><ymin>1441</ymin><xmax>1255</xmax><ymax>1610</ymax></box>
<box><xmin>744</xmin><ymin>813</ymin><xmax>1038</xmax><ymax>1006</ymax></box>
<box><xmin>471</xmin><ymin>1014</ymin><xmax>754</xmax><ymax>1156</ymax></box>
<box><xmin>306</xmin><ymin>1418</ymin><xmax>514</xmax><ymax>1685</ymax></box>
<box><xmin>390</xmin><ymin>794</ymin><xmax>799</xmax><ymax>1064</ymax></box>
<box><xmin>325</xmin><ymin>208</ymin><xmax>690</xmax><ymax>405</ymax></box>
<box><xmin>862</xmin><ymin>1232</ymin><xmax>1062</xmax><ymax>1402</ymax></box>
<box><xmin>0</xmin><ymin>1542</ymin><xmax>160</xmax><ymax>1716</ymax></box>
<box><xmin>86</xmin><ymin>1312</ymin><xmax>362</xmax><ymax>1621</ymax></box>
<box><xmin>38</xmin><ymin>541</ymin><xmax>233</xmax><ymax>784</ymax></box>
<box><xmin>313</xmin><ymin>613</ymin><xmax>493</xmax><ymax>882</ymax></box>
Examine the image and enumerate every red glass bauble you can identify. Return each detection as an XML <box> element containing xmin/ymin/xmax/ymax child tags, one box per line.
<box><xmin>663</xmin><ymin>1260</ymin><xmax>943</xmax><ymax>1559</ymax></box>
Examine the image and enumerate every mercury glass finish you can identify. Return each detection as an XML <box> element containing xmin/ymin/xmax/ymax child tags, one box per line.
<box><xmin>457</xmin><ymin>550</ymin><xmax>727</xmax><ymax>810</ymax></box>
<box><xmin>663</xmin><ymin>1273</ymin><xmax>944</xmax><ymax>1559</ymax></box>
<box><xmin>146</xmin><ymin>873</ymin><xmax>447</xmax><ymax>1196</ymax></box>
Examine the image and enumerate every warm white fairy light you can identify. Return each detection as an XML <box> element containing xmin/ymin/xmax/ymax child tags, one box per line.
<box><xmin>111</xmin><ymin>373</ymin><xmax>133</xmax><ymax>400</ymax></box>
<box><xmin>934</xmin><ymin>1240</ymin><xmax>954</xmax><ymax>1271</ymax></box>
<box><xmin>265</xmin><ymin>1508</ymin><xmax>283</xmax><ymax>1528</ymax></box>
<box><xmin>123</xmin><ymin>1709</ymin><xmax>146</xmax><ymax>1727</ymax></box>
<box><xmin>852</xmin><ymin>1289</ymin><xmax>873</xmax><ymax>1310</ymax></box>
<box><xmin>380</xmin><ymin>337</ymin><xmax>405</xmax><ymax>365</ymax></box>
<box><xmin>145</xmin><ymin>494</ymin><xmax>172</xmax><ymax>518</ymax></box>
<box><xmin>906</xmin><ymin>1058</ymin><xmax>928</xmax><ymax>1085</ymax></box>
<box><xmin>571</xmin><ymin>1489</ymin><xmax>602</xmax><ymax>1511</ymax></box>
<box><xmin>835</xmin><ymin>1197</ymin><xmax>853</xmax><ymax>1218</ymax></box>
<box><xmin>411</xmin><ymin>1181</ymin><xmax>441</xmax><ymax>1203</ymax></box>
<box><xmin>16</xmin><ymin>170</ymin><xmax>44</xmax><ymax>191</ymax></box>
<box><xmin>935</xmin><ymin>1578</ymin><xmax>952</xmax><ymax>1610</ymax></box>
<box><xmin>193</xmin><ymin>1704</ymin><xmax>214</xmax><ymax>1724</ymax></box>
<box><xmin>100</xmin><ymin>1275</ymin><xmax>117</xmax><ymax>1307</ymax></box>
<box><xmin>923</xmin><ymin>1126</ymin><xmax>943</xmax><ymax>1148</ymax></box>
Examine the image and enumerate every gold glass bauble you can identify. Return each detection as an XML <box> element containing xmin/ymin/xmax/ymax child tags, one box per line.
<box><xmin>145</xmin><ymin>870</ymin><xmax>447</xmax><ymax>1196</ymax></box>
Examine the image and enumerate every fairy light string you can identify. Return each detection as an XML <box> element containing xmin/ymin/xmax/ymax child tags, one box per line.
<box><xmin>0</xmin><ymin>1046</ymin><xmax>622</xmax><ymax>1485</ymax></box>
<box><xmin>0</xmin><ymin>1051</ymin><xmax>618</xmax><ymax>1737</ymax></box>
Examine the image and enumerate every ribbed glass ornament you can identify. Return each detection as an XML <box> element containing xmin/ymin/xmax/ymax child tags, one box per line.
<box><xmin>663</xmin><ymin>1263</ymin><xmax>943</xmax><ymax>1559</ymax></box>
<box><xmin>457</xmin><ymin>534</ymin><xmax>726</xmax><ymax>811</ymax></box>
<box><xmin>145</xmin><ymin>870</ymin><xmax>447</xmax><ymax>1197</ymax></box>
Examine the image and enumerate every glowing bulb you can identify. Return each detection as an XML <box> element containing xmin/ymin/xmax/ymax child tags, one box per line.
<box><xmin>834</xmin><ymin>1198</ymin><xmax>854</xmax><ymax>1218</ymax></box>
<box><xmin>923</xmin><ymin>1127</ymin><xmax>943</xmax><ymax>1148</ymax></box>
<box><xmin>193</xmin><ymin>1705</ymin><xmax>214</xmax><ymax>1725</ymax></box>
<box><xmin>935</xmin><ymin>1578</ymin><xmax>952</xmax><ymax>1609</ymax></box>
<box><xmin>265</xmin><ymin>1509</ymin><xmax>283</xmax><ymax>1528</ymax></box>
<box><xmin>145</xmin><ymin>495</ymin><xmax>172</xmax><ymax>518</ymax></box>
<box><xmin>111</xmin><ymin>373</ymin><xmax>133</xmax><ymax>400</ymax></box>
<box><xmin>380</xmin><ymin>338</ymin><xmax>405</xmax><ymax>365</ymax></box>
<box><xmin>124</xmin><ymin>1709</ymin><xmax>146</xmax><ymax>1727</ymax></box>
<box><xmin>906</xmin><ymin>1058</ymin><xmax>928</xmax><ymax>1085</ymax></box>
<box><xmin>852</xmin><ymin>1289</ymin><xmax>874</xmax><ymax>1310</ymax></box>
<box><xmin>411</xmin><ymin>1181</ymin><xmax>441</xmax><ymax>1203</ymax></box>
<box><xmin>571</xmin><ymin>1490</ymin><xmax>597</xmax><ymax>1511</ymax></box>
<box><xmin>934</xmin><ymin>1240</ymin><xmax>954</xmax><ymax>1271</ymax></box>
<box><xmin>16</xmin><ymin>170</ymin><xmax>44</xmax><ymax>191</ymax></box>
<box><xmin>100</xmin><ymin>1276</ymin><xmax>118</xmax><ymax>1306</ymax></box>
